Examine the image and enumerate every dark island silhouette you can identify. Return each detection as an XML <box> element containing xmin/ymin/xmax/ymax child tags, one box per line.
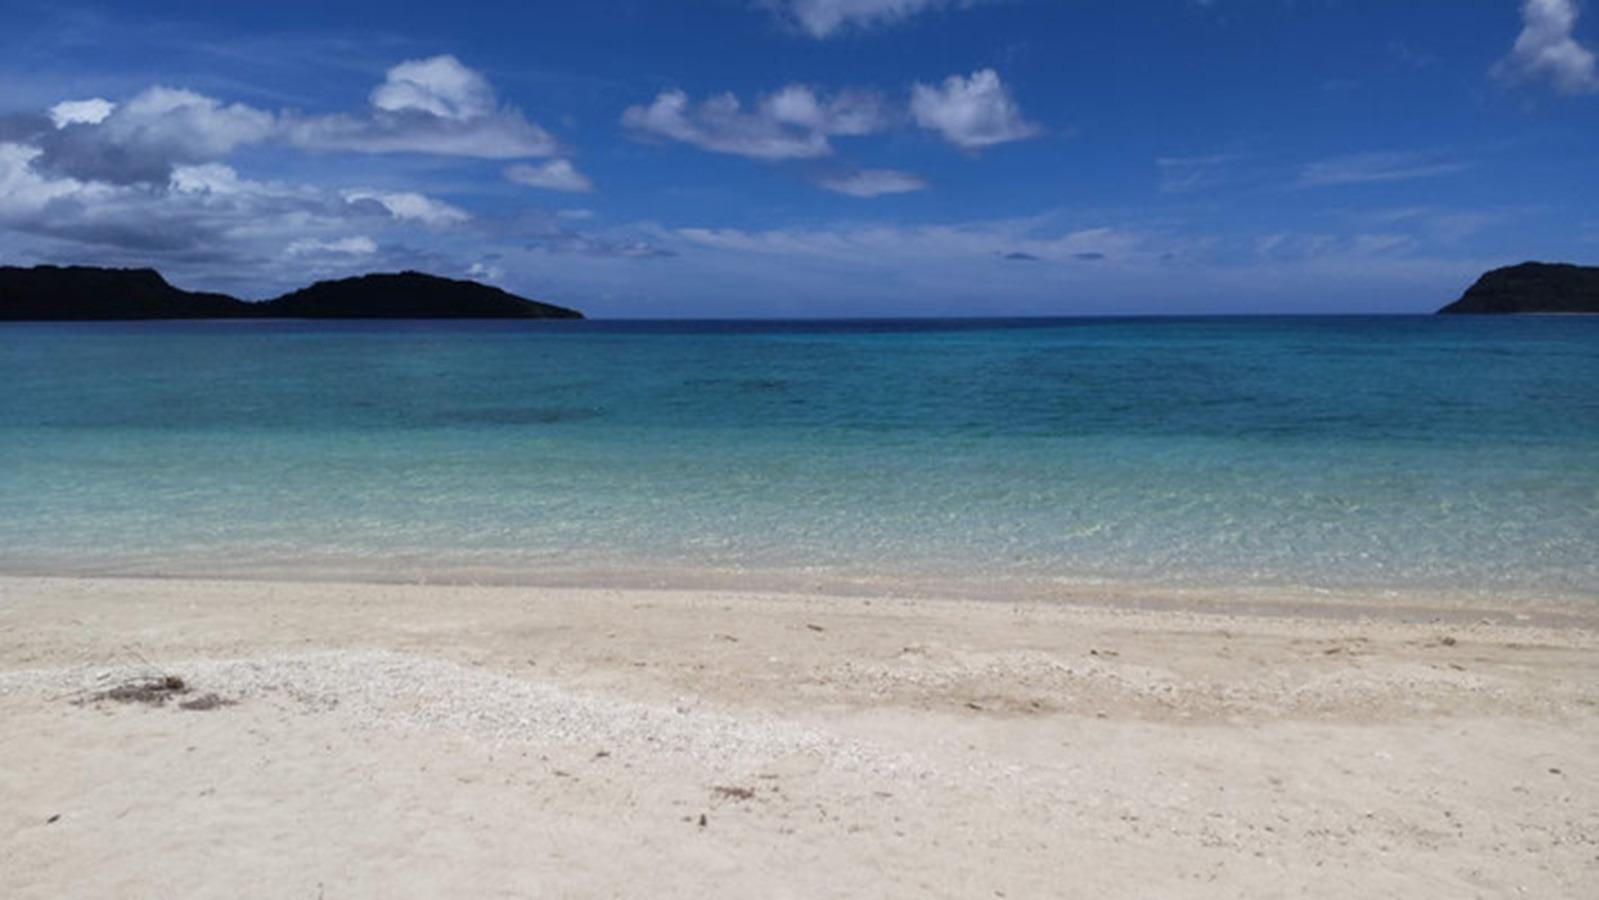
<box><xmin>1438</xmin><ymin>262</ymin><xmax>1599</xmax><ymax>315</ymax></box>
<box><xmin>0</xmin><ymin>265</ymin><xmax>583</xmax><ymax>320</ymax></box>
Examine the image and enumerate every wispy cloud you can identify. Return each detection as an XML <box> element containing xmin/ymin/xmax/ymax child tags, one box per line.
<box><xmin>1296</xmin><ymin>151</ymin><xmax>1471</xmax><ymax>188</ymax></box>
<box><xmin>815</xmin><ymin>168</ymin><xmax>927</xmax><ymax>197</ymax></box>
<box><xmin>1494</xmin><ymin>0</ymin><xmax>1599</xmax><ymax>94</ymax></box>
<box><xmin>1256</xmin><ymin>232</ymin><xmax>1417</xmax><ymax>260</ymax></box>
<box><xmin>1155</xmin><ymin>153</ymin><xmax>1242</xmax><ymax>193</ymax></box>
<box><xmin>1348</xmin><ymin>205</ymin><xmax>1512</xmax><ymax>244</ymax></box>
<box><xmin>673</xmin><ymin>220</ymin><xmax>1144</xmax><ymax>265</ymax></box>
<box><xmin>760</xmin><ymin>0</ymin><xmax>977</xmax><ymax>39</ymax></box>
<box><xmin>286</xmin><ymin>235</ymin><xmax>377</xmax><ymax>258</ymax></box>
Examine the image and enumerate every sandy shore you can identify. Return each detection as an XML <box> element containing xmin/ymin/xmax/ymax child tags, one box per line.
<box><xmin>2</xmin><ymin>575</ymin><xmax>1596</xmax><ymax>898</ymax></box>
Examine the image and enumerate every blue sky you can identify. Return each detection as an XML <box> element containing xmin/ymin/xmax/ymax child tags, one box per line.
<box><xmin>0</xmin><ymin>0</ymin><xmax>1595</xmax><ymax>316</ymax></box>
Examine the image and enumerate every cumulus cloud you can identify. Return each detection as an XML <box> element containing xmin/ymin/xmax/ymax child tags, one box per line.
<box><xmin>0</xmin><ymin>137</ymin><xmax>468</xmax><ymax>270</ymax></box>
<box><xmin>168</xmin><ymin>162</ymin><xmax>288</xmax><ymax>199</ymax></box>
<box><xmin>816</xmin><ymin>168</ymin><xmax>927</xmax><ymax>197</ymax></box>
<box><xmin>762</xmin><ymin>0</ymin><xmax>972</xmax><ymax>38</ymax></box>
<box><xmin>48</xmin><ymin>98</ymin><xmax>115</xmax><ymax>129</ymax></box>
<box><xmin>762</xmin><ymin>85</ymin><xmax>888</xmax><ymax>135</ymax></box>
<box><xmin>0</xmin><ymin>55</ymin><xmax>639</xmax><ymax>298</ymax></box>
<box><xmin>505</xmin><ymin>159</ymin><xmax>593</xmax><ymax>193</ymax></box>
<box><xmin>623</xmin><ymin>71</ymin><xmax>1035</xmax><ymax>173</ymax></box>
<box><xmin>1</xmin><ymin>155</ymin><xmax>312</xmax><ymax>258</ymax></box>
<box><xmin>622</xmin><ymin>85</ymin><xmax>889</xmax><ymax>160</ymax></box>
<box><xmin>6</xmin><ymin>56</ymin><xmax>563</xmax><ymax>191</ymax></box>
<box><xmin>910</xmin><ymin>69</ymin><xmax>1038</xmax><ymax>150</ymax></box>
<box><xmin>0</xmin><ymin>143</ymin><xmax>105</xmax><ymax>216</ymax></box>
<box><xmin>1296</xmin><ymin>151</ymin><xmax>1471</xmax><ymax>188</ymax></box>
<box><xmin>284</xmin><ymin>55</ymin><xmax>560</xmax><ymax>158</ymax></box>
<box><xmin>35</xmin><ymin>86</ymin><xmax>275</xmax><ymax>184</ymax></box>
<box><xmin>342</xmin><ymin>189</ymin><xmax>470</xmax><ymax>226</ymax></box>
<box><xmin>1494</xmin><ymin>0</ymin><xmax>1599</xmax><ymax>94</ymax></box>
<box><xmin>370</xmin><ymin>56</ymin><xmax>497</xmax><ymax>120</ymax></box>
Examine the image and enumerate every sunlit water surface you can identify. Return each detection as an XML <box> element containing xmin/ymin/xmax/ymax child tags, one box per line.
<box><xmin>2</xmin><ymin>317</ymin><xmax>1596</xmax><ymax>602</ymax></box>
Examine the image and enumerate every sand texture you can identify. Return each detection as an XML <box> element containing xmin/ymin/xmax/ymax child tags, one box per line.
<box><xmin>2</xmin><ymin>575</ymin><xmax>1596</xmax><ymax>898</ymax></box>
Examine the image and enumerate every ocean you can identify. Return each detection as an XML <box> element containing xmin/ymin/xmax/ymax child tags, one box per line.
<box><xmin>2</xmin><ymin>316</ymin><xmax>1596</xmax><ymax>602</ymax></box>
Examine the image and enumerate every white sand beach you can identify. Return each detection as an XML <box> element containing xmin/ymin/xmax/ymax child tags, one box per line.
<box><xmin>3</xmin><ymin>578</ymin><xmax>1599</xmax><ymax>900</ymax></box>
<box><xmin>2</xmin><ymin>575</ymin><xmax>1596</xmax><ymax>898</ymax></box>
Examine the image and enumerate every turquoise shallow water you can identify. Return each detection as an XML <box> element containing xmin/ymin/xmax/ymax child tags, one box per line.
<box><xmin>2</xmin><ymin>317</ymin><xmax>1597</xmax><ymax>599</ymax></box>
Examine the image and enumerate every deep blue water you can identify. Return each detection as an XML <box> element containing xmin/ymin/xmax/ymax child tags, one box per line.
<box><xmin>2</xmin><ymin>316</ymin><xmax>1596</xmax><ymax>598</ymax></box>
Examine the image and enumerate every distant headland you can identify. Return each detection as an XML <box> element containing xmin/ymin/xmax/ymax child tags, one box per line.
<box><xmin>1438</xmin><ymin>262</ymin><xmax>1599</xmax><ymax>315</ymax></box>
<box><xmin>0</xmin><ymin>266</ymin><xmax>583</xmax><ymax>320</ymax></box>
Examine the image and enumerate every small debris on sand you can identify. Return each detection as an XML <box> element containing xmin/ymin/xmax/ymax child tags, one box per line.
<box><xmin>805</xmin><ymin>624</ymin><xmax>826</xmax><ymax>633</ymax></box>
<box><xmin>713</xmin><ymin>785</ymin><xmax>756</xmax><ymax>801</ymax></box>
<box><xmin>78</xmin><ymin>675</ymin><xmax>189</xmax><ymax>706</ymax></box>
<box><xmin>71</xmin><ymin>674</ymin><xmax>239</xmax><ymax>710</ymax></box>
<box><xmin>178</xmin><ymin>693</ymin><xmax>236</xmax><ymax>711</ymax></box>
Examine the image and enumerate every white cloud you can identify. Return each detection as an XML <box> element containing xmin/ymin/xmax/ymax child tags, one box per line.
<box><xmin>466</xmin><ymin>260</ymin><xmax>505</xmax><ymax>281</ymax></box>
<box><xmin>342</xmin><ymin>189</ymin><xmax>470</xmax><ymax>226</ymax></box>
<box><xmin>0</xmin><ymin>76</ymin><xmax>634</xmax><ymax>298</ymax></box>
<box><xmin>2</xmin><ymin>146</ymin><xmax>370</xmax><ymax>262</ymax></box>
<box><xmin>47</xmin><ymin>98</ymin><xmax>115</xmax><ymax>129</ymax></box>
<box><xmin>114</xmin><ymin>87</ymin><xmax>275</xmax><ymax>157</ymax></box>
<box><xmin>0</xmin><ymin>134</ymin><xmax>477</xmax><ymax>273</ymax></box>
<box><xmin>36</xmin><ymin>86</ymin><xmax>275</xmax><ymax>184</ymax></box>
<box><xmin>910</xmin><ymin>69</ymin><xmax>1039</xmax><ymax>150</ymax></box>
<box><xmin>761</xmin><ymin>85</ymin><xmax>887</xmax><ymax>135</ymax></box>
<box><xmin>505</xmin><ymin>159</ymin><xmax>593</xmax><ymax>193</ymax></box>
<box><xmin>763</xmin><ymin>0</ymin><xmax>972</xmax><ymax>38</ymax></box>
<box><xmin>370</xmin><ymin>55</ymin><xmax>496</xmax><ymax>121</ymax></box>
<box><xmin>1495</xmin><ymin>0</ymin><xmax>1599</xmax><ymax>94</ymax></box>
<box><xmin>1297</xmin><ymin>151</ymin><xmax>1471</xmax><ymax>187</ymax></box>
<box><xmin>16</xmin><ymin>56</ymin><xmax>563</xmax><ymax>189</ymax></box>
<box><xmin>622</xmin><ymin>85</ymin><xmax>888</xmax><ymax>160</ymax></box>
<box><xmin>816</xmin><ymin>168</ymin><xmax>927</xmax><ymax>197</ymax></box>
<box><xmin>167</xmin><ymin>163</ymin><xmax>310</xmax><ymax>201</ymax></box>
<box><xmin>284</xmin><ymin>55</ymin><xmax>560</xmax><ymax>158</ymax></box>
<box><xmin>286</xmin><ymin>236</ymin><xmax>378</xmax><ymax>257</ymax></box>
<box><xmin>0</xmin><ymin>143</ymin><xmax>105</xmax><ymax>215</ymax></box>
